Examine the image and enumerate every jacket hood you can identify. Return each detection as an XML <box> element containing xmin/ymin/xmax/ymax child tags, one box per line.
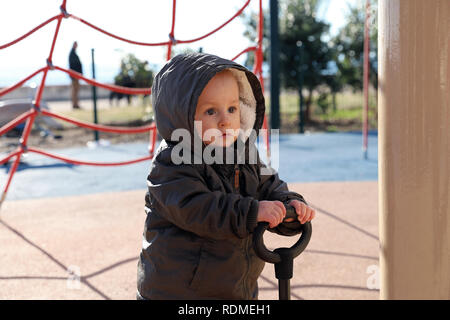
<box><xmin>151</xmin><ymin>53</ymin><xmax>265</xmax><ymax>146</ymax></box>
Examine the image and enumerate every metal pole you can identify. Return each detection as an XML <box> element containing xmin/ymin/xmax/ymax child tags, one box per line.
<box><xmin>278</xmin><ymin>279</ymin><xmax>290</xmax><ymax>300</ymax></box>
<box><xmin>297</xmin><ymin>42</ymin><xmax>305</xmax><ymax>134</ymax></box>
<box><xmin>91</xmin><ymin>48</ymin><xmax>99</xmax><ymax>142</ymax></box>
<box><xmin>270</xmin><ymin>0</ymin><xmax>280</xmax><ymax>130</ymax></box>
<box><xmin>362</xmin><ymin>0</ymin><xmax>370</xmax><ymax>159</ymax></box>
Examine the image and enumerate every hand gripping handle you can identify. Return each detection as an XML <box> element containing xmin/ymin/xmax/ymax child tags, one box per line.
<box><xmin>252</xmin><ymin>204</ymin><xmax>312</xmax><ymax>264</ymax></box>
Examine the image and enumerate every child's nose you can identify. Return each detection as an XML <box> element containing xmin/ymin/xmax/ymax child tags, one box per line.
<box><xmin>219</xmin><ymin>113</ymin><xmax>231</xmax><ymax>128</ymax></box>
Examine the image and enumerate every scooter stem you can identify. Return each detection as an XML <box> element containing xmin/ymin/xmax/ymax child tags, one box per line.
<box><xmin>252</xmin><ymin>204</ymin><xmax>312</xmax><ymax>300</ymax></box>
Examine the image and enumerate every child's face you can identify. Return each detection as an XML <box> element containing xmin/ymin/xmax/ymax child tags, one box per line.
<box><xmin>194</xmin><ymin>71</ymin><xmax>240</xmax><ymax>147</ymax></box>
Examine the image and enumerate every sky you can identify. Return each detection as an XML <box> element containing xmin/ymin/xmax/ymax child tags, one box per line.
<box><xmin>0</xmin><ymin>0</ymin><xmax>358</xmax><ymax>88</ymax></box>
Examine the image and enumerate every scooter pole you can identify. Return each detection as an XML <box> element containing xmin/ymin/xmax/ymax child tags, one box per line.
<box><xmin>279</xmin><ymin>279</ymin><xmax>290</xmax><ymax>301</ymax></box>
<box><xmin>253</xmin><ymin>204</ymin><xmax>312</xmax><ymax>300</ymax></box>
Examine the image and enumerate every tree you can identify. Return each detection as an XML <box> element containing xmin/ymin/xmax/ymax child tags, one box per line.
<box><xmin>333</xmin><ymin>0</ymin><xmax>378</xmax><ymax>92</ymax></box>
<box><xmin>242</xmin><ymin>0</ymin><xmax>333</xmax><ymax>123</ymax></box>
<box><xmin>279</xmin><ymin>0</ymin><xmax>333</xmax><ymax>121</ymax></box>
<box><xmin>114</xmin><ymin>53</ymin><xmax>154</xmax><ymax>89</ymax></box>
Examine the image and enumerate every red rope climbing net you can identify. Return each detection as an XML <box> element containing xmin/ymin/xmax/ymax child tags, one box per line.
<box><xmin>0</xmin><ymin>0</ymin><xmax>267</xmax><ymax>207</ymax></box>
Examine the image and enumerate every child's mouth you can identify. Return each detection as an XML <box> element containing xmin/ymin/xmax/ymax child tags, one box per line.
<box><xmin>222</xmin><ymin>130</ymin><xmax>238</xmax><ymax>136</ymax></box>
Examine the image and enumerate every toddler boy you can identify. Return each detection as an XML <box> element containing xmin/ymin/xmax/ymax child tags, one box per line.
<box><xmin>137</xmin><ymin>53</ymin><xmax>315</xmax><ymax>300</ymax></box>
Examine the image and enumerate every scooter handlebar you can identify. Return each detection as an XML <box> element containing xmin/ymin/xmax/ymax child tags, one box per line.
<box><xmin>252</xmin><ymin>204</ymin><xmax>312</xmax><ymax>264</ymax></box>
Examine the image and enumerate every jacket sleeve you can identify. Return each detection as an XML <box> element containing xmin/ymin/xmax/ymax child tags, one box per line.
<box><xmin>256</xmin><ymin>153</ymin><xmax>307</xmax><ymax>236</ymax></box>
<box><xmin>146</xmin><ymin>149</ymin><xmax>259</xmax><ymax>241</ymax></box>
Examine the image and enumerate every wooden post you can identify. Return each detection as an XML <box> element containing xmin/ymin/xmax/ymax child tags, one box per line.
<box><xmin>379</xmin><ymin>0</ymin><xmax>450</xmax><ymax>299</ymax></box>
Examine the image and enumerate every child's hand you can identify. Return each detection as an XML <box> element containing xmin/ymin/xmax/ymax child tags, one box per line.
<box><xmin>257</xmin><ymin>201</ymin><xmax>286</xmax><ymax>228</ymax></box>
<box><xmin>285</xmin><ymin>200</ymin><xmax>316</xmax><ymax>224</ymax></box>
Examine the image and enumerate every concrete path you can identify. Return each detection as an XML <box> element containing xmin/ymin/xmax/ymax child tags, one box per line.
<box><xmin>0</xmin><ymin>180</ymin><xmax>379</xmax><ymax>300</ymax></box>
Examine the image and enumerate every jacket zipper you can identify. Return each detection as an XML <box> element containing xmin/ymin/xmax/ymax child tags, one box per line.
<box><xmin>234</xmin><ymin>164</ymin><xmax>250</xmax><ymax>298</ymax></box>
<box><xmin>234</xmin><ymin>164</ymin><xmax>240</xmax><ymax>192</ymax></box>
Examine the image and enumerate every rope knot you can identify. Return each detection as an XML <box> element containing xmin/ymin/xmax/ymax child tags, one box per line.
<box><xmin>168</xmin><ymin>33</ymin><xmax>177</xmax><ymax>45</ymax></box>
<box><xmin>32</xmin><ymin>103</ymin><xmax>41</xmax><ymax>113</ymax></box>
<box><xmin>60</xmin><ymin>5</ymin><xmax>70</xmax><ymax>18</ymax></box>
<box><xmin>46</xmin><ymin>59</ymin><xmax>54</xmax><ymax>70</ymax></box>
<box><xmin>19</xmin><ymin>142</ymin><xmax>28</xmax><ymax>153</ymax></box>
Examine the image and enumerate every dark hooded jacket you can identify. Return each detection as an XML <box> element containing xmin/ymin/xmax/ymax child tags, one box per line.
<box><xmin>69</xmin><ymin>48</ymin><xmax>82</xmax><ymax>74</ymax></box>
<box><xmin>137</xmin><ymin>53</ymin><xmax>307</xmax><ymax>300</ymax></box>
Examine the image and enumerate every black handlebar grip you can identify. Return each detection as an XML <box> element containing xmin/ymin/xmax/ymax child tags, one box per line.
<box><xmin>283</xmin><ymin>205</ymin><xmax>298</xmax><ymax>222</ymax></box>
<box><xmin>252</xmin><ymin>204</ymin><xmax>312</xmax><ymax>264</ymax></box>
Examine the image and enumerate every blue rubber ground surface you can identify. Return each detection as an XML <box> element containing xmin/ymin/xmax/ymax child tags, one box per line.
<box><xmin>1</xmin><ymin>131</ymin><xmax>378</xmax><ymax>201</ymax></box>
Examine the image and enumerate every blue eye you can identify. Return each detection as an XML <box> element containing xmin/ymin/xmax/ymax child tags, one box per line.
<box><xmin>206</xmin><ymin>109</ymin><xmax>215</xmax><ymax>115</ymax></box>
<box><xmin>228</xmin><ymin>106</ymin><xmax>237</xmax><ymax>113</ymax></box>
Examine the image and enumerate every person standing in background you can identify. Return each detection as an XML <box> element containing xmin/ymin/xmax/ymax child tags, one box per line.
<box><xmin>69</xmin><ymin>41</ymin><xmax>83</xmax><ymax>109</ymax></box>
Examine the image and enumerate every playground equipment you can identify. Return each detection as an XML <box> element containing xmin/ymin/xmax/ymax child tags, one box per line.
<box><xmin>0</xmin><ymin>99</ymin><xmax>63</xmax><ymax>131</ymax></box>
<box><xmin>0</xmin><ymin>99</ymin><xmax>64</xmax><ymax>155</ymax></box>
<box><xmin>0</xmin><ymin>0</ymin><xmax>268</xmax><ymax>209</ymax></box>
<box><xmin>253</xmin><ymin>204</ymin><xmax>312</xmax><ymax>300</ymax></box>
